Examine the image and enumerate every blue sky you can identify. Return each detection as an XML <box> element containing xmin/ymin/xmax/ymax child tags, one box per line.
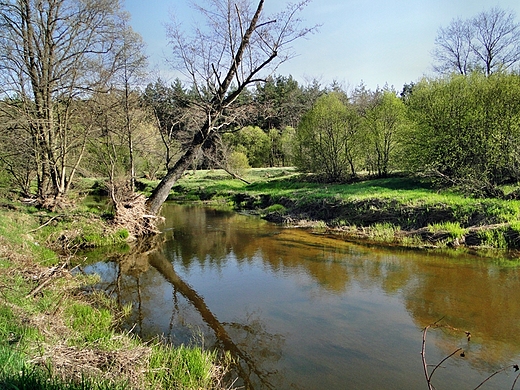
<box><xmin>123</xmin><ymin>0</ymin><xmax>520</xmax><ymax>91</ymax></box>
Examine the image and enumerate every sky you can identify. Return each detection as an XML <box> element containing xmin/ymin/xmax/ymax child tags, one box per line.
<box><xmin>123</xmin><ymin>0</ymin><xmax>520</xmax><ymax>92</ymax></box>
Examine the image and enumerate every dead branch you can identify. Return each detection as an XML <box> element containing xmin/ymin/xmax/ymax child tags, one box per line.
<box><xmin>25</xmin><ymin>262</ymin><xmax>68</xmax><ymax>298</ymax></box>
<box><xmin>474</xmin><ymin>366</ymin><xmax>518</xmax><ymax>389</ymax></box>
<box><xmin>27</xmin><ymin>215</ymin><xmax>60</xmax><ymax>233</ymax></box>
<box><xmin>421</xmin><ymin>325</ymin><xmax>434</xmax><ymax>390</ymax></box>
<box><xmin>422</xmin><ymin>319</ymin><xmax>520</xmax><ymax>390</ymax></box>
<box><xmin>511</xmin><ymin>370</ymin><xmax>520</xmax><ymax>390</ymax></box>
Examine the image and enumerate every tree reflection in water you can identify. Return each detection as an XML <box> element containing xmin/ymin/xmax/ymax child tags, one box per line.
<box><xmin>81</xmin><ymin>204</ymin><xmax>520</xmax><ymax>390</ymax></box>
<box><xmin>93</xmin><ymin>235</ymin><xmax>285</xmax><ymax>389</ymax></box>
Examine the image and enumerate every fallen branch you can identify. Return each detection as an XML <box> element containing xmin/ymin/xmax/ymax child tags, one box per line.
<box><xmin>25</xmin><ymin>262</ymin><xmax>68</xmax><ymax>298</ymax></box>
<box><xmin>422</xmin><ymin>319</ymin><xmax>520</xmax><ymax>390</ymax></box>
<box><xmin>27</xmin><ymin>215</ymin><xmax>60</xmax><ymax>233</ymax></box>
<box><xmin>474</xmin><ymin>365</ymin><xmax>519</xmax><ymax>389</ymax></box>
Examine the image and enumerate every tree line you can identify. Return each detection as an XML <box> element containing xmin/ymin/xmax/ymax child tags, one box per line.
<box><xmin>1</xmin><ymin>0</ymin><xmax>520</xmax><ymax>222</ymax></box>
<box><xmin>291</xmin><ymin>72</ymin><xmax>520</xmax><ymax>197</ymax></box>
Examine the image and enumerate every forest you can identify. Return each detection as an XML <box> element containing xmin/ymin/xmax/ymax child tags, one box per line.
<box><xmin>1</xmin><ymin>1</ymin><xmax>520</xmax><ymax>221</ymax></box>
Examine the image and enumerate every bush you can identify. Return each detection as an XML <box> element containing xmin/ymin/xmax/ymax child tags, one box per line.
<box><xmin>227</xmin><ymin>151</ymin><xmax>250</xmax><ymax>176</ymax></box>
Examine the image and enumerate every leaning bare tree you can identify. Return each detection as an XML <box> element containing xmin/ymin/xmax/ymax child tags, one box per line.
<box><xmin>433</xmin><ymin>7</ymin><xmax>520</xmax><ymax>76</ymax></box>
<box><xmin>145</xmin><ymin>0</ymin><xmax>316</xmax><ymax>216</ymax></box>
<box><xmin>0</xmin><ymin>0</ymin><xmax>133</xmax><ymax>205</ymax></box>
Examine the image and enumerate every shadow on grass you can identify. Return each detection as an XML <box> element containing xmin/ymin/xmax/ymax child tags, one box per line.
<box><xmin>0</xmin><ymin>368</ymin><xmax>127</xmax><ymax>390</ymax></box>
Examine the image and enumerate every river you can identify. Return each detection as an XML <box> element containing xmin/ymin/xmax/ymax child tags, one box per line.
<box><xmin>83</xmin><ymin>203</ymin><xmax>520</xmax><ymax>389</ymax></box>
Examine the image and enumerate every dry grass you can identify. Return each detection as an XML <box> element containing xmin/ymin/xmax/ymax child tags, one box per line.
<box><xmin>29</xmin><ymin>340</ymin><xmax>151</xmax><ymax>388</ymax></box>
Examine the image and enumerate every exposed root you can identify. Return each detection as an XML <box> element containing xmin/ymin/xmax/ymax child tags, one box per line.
<box><xmin>112</xmin><ymin>193</ymin><xmax>162</xmax><ymax>237</ymax></box>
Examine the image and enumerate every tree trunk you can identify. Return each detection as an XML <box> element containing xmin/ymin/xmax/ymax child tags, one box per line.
<box><xmin>146</xmin><ymin>118</ymin><xmax>215</xmax><ymax>215</ymax></box>
<box><xmin>146</xmin><ymin>143</ymin><xmax>202</xmax><ymax>215</ymax></box>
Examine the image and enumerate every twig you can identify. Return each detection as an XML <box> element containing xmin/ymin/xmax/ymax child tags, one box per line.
<box><xmin>27</xmin><ymin>215</ymin><xmax>60</xmax><ymax>233</ymax></box>
<box><xmin>429</xmin><ymin>348</ymin><xmax>463</xmax><ymax>380</ymax></box>
<box><xmin>421</xmin><ymin>325</ymin><xmax>434</xmax><ymax>390</ymax></box>
<box><xmin>422</xmin><ymin>317</ymin><xmax>454</xmax><ymax>390</ymax></box>
<box><xmin>422</xmin><ymin>318</ymin><xmax>519</xmax><ymax>390</ymax></box>
<box><xmin>474</xmin><ymin>365</ymin><xmax>517</xmax><ymax>390</ymax></box>
<box><xmin>25</xmin><ymin>276</ymin><xmax>55</xmax><ymax>298</ymax></box>
<box><xmin>511</xmin><ymin>370</ymin><xmax>520</xmax><ymax>390</ymax></box>
<box><xmin>25</xmin><ymin>262</ymin><xmax>68</xmax><ymax>298</ymax></box>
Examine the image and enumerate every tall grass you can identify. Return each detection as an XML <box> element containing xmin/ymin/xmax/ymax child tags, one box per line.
<box><xmin>366</xmin><ymin>222</ymin><xmax>400</xmax><ymax>242</ymax></box>
<box><xmin>428</xmin><ymin>222</ymin><xmax>468</xmax><ymax>239</ymax></box>
<box><xmin>148</xmin><ymin>343</ymin><xmax>224</xmax><ymax>389</ymax></box>
<box><xmin>0</xmin><ymin>368</ymin><xmax>129</xmax><ymax>390</ymax></box>
<box><xmin>0</xmin><ymin>206</ymin><xmax>229</xmax><ymax>389</ymax></box>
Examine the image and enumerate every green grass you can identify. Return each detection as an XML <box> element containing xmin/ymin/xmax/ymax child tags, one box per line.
<box><xmin>169</xmin><ymin>168</ymin><xmax>298</xmax><ymax>201</ymax></box>
<box><xmin>428</xmin><ymin>222</ymin><xmax>468</xmax><ymax>239</ymax></box>
<box><xmin>0</xmin><ymin>305</ymin><xmax>38</xmax><ymax>374</ymax></box>
<box><xmin>148</xmin><ymin>343</ymin><xmax>224</xmax><ymax>389</ymax></box>
<box><xmin>477</xmin><ymin>227</ymin><xmax>512</xmax><ymax>249</ymax></box>
<box><xmin>167</xmin><ymin>169</ymin><xmax>520</xmax><ymax>250</ymax></box>
<box><xmin>366</xmin><ymin>222</ymin><xmax>400</xmax><ymax>242</ymax></box>
<box><xmin>66</xmin><ymin>303</ymin><xmax>114</xmax><ymax>344</ymax></box>
<box><xmin>0</xmin><ymin>367</ymin><xmax>128</xmax><ymax>390</ymax></box>
<box><xmin>265</xmin><ymin>203</ymin><xmax>287</xmax><ymax>213</ymax></box>
<box><xmin>32</xmin><ymin>214</ymin><xmax>130</xmax><ymax>250</ymax></box>
<box><xmin>0</xmin><ymin>205</ymin><xmax>229</xmax><ymax>389</ymax></box>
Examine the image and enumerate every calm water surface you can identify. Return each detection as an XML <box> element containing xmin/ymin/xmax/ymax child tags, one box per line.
<box><xmin>85</xmin><ymin>204</ymin><xmax>520</xmax><ymax>389</ymax></box>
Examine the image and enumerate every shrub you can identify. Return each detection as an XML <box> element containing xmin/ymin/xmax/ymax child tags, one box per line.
<box><xmin>227</xmin><ymin>151</ymin><xmax>251</xmax><ymax>176</ymax></box>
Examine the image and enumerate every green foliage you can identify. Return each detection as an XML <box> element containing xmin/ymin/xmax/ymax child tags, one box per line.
<box><xmin>0</xmin><ymin>367</ymin><xmax>128</xmax><ymax>390</ymax></box>
<box><xmin>266</xmin><ymin>204</ymin><xmax>287</xmax><ymax>213</ymax></box>
<box><xmin>367</xmin><ymin>222</ymin><xmax>399</xmax><ymax>242</ymax></box>
<box><xmin>294</xmin><ymin>92</ymin><xmax>362</xmax><ymax>181</ymax></box>
<box><xmin>32</xmin><ymin>212</ymin><xmax>130</xmax><ymax>250</ymax></box>
<box><xmin>225</xmin><ymin>126</ymin><xmax>271</xmax><ymax>168</ymax></box>
<box><xmin>0</xmin><ymin>305</ymin><xmax>32</xmax><ymax>375</ymax></box>
<box><xmin>405</xmin><ymin>72</ymin><xmax>520</xmax><ymax>187</ymax></box>
<box><xmin>362</xmin><ymin>90</ymin><xmax>411</xmax><ymax>177</ymax></box>
<box><xmin>147</xmin><ymin>343</ymin><xmax>219</xmax><ymax>389</ymax></box>
<box><xmin>65</xmin><ymin>303</ymin><xmax>114</xmax><ymax>344</ymax></box>
<box><xmin>227</xmin><ymin>151</ymin><xmax>251</xmax><ymax>176</ymax></box>
<box><xmin>478</xmin><ymin>228</ymin><xmax>509</xmax><ymax>249</ymax></box>
<box><xmin>428</xmin><ymin>221</ymin><xmax>468</xmax><ymax>239</ymax></box>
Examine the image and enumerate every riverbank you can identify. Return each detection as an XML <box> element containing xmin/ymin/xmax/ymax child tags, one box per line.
<box><xmin>158</xmin><ymin>168</ymin><xmax>520</xmax><ymax>255</ymax></box>
<box><xmin>0</xmin><ymin>203</ymin><xmax>231</xmax><ymax>389</ymax></box>
<box><xmin>1</xmin><ymin>168</ymin><xmax>518</xmax><ymax>388</ymax></box>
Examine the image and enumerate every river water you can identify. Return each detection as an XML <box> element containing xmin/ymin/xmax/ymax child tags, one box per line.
<box><xmin>84</xmin><ymin>203</ymin><xmax>520</xmax><ymax>389</ymax></box>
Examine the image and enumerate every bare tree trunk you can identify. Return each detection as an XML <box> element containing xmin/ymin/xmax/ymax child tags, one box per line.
<box><xmin>146</xmin><ymin>143</ymin><xmax>202</xmax><ymax>215</ymax></box>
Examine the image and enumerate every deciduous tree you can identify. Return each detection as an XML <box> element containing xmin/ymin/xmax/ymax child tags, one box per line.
<box><xmin>362</xmin><ymin>90</ymin><xmax>409</xmax><ymax>177</ymax></box>
<box><xmin>433</xmin><ymin>7</ymin><xmax>520</xmax><ymax>76</ymax></box>
<box><xmin>0</xmin><ymin>0</ymin><xmax>134</xmax><ymax>205</ymax></box>
<box><xmin>294</xmin><ymin>92</ymin><xmax>361</xmax><ymax>181</ymax></box>
<box><xmin>145</xmin><ymin>0</ymin><xmax>315</xmax><ymax>216</ymax></box>
<box><xmin>405</xmin><ymin>72</ymin><xmax>520</xmax><ymax>195</ymax></box>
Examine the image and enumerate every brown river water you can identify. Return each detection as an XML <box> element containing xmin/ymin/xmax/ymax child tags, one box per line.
<box><xmin>83</xmin><ymin>203</ymin><xmax>520</xmax><ymax>389</ymax></box>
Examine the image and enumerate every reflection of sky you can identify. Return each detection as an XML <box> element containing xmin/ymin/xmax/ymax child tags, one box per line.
<box><xmin>82</xmin><ymin>262</ymin><xmax>118</xmax><ymax>287</ymax></box>
<box><xmin>176</xmin><ymin>255</ymin><xmax>424</xmax><ymax>389</ymax></box>
<box><xmin>83</xmin><ymin>204</ymin><xmax>520</xmax><ymax>390</ymax></box>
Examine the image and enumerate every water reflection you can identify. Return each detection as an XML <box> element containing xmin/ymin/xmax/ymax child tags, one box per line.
<box><xmin>84</xmin><ymin>204</ymin><xmax>520</xmax><ymax>390</ymax></box>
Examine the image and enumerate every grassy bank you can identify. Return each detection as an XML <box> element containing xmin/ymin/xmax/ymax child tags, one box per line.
<box><xmin>1</xmin><ymin>169</ymin><xmax>519</xmax><ymax>388</ymax></box>
<box><xmin>158</xmin><ymin>168</ymin><xmax>520</xmax><ymax>252</ymax></box>
<box><xmin>0</xmin><ymin>204</ymin><xmax>230</xmax><ymax>389</ymax></box>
